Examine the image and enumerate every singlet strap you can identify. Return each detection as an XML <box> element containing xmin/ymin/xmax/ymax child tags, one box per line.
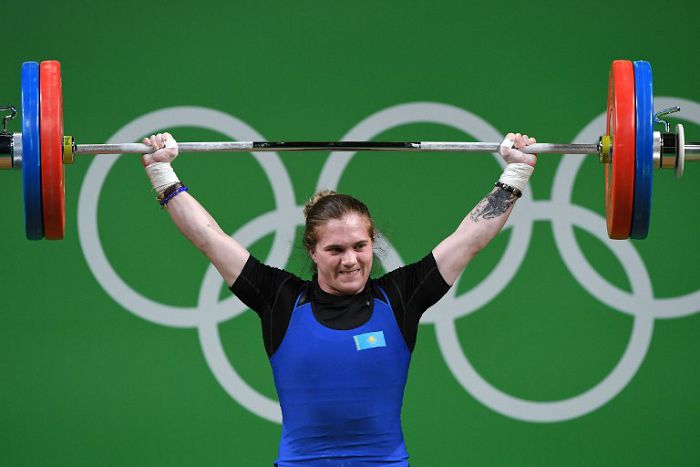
<box><xmin>372</xmin><ymin>283</ymin><xmax>390</xmax><ymax>305</ymax></box>
<box><xmin>293</xmin><ymin>284</ymin><xmax>310</xmax><ymax>309</ymax></box>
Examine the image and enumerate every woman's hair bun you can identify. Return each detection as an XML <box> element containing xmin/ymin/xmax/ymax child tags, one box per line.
<box><xmin>303</xmin><ymin>190</ymin><xmax>337</xmax><ymax>219</ymax></box>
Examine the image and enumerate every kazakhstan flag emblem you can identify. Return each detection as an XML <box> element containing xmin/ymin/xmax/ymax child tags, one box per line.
<box><xmin>353</xmin><ymin>331</ymin><xmax>386</xmax><ymax>351</ymax></box>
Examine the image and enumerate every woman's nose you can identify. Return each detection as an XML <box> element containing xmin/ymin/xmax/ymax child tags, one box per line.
<box><xmin>341</xmin><ymin>250</ymin><xmax>357</xmax><ymax>266</ymax></box>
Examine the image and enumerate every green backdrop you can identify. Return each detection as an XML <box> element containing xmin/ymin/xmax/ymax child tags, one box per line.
<box><xmin>2</xmin><ymin>1</ymin><xmax>699</xmax><ymax>465</ymax></box>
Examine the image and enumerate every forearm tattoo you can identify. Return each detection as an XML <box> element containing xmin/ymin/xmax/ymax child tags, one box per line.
<box><xmin>470</xmin><ymin>188</ymin><xmax>517</xmax><ymax>222</ymax></box>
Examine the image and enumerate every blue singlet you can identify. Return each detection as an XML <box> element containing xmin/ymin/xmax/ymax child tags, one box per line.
<box><xmin>270</xmin><ymin>285</ymin><xmax>411</xmax><ymax>466</ymax></box>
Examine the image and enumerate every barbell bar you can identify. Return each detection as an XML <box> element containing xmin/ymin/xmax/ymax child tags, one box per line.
<box><xmin>75</xmin><ymin>141</ymin><xmax>602</xmax><ymax>154</ymax></box>
<box><xmin>1</xmin><ymin>59</ymin><xmax>698</xmax><ymax>241</ymax></box>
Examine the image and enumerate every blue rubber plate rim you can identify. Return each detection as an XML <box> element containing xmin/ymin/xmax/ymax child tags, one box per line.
<box><xmin>630</xmin><ymin>60</ymin><xmax>653</xmax><ymax>239</ymax></box>
<box><xmin>21</xmin><ymin>61</ymin><xmax>43</xmax><ymax>240</ymax></box>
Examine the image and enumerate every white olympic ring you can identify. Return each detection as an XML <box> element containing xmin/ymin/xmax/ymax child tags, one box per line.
<box><xmin>78</xmin><ymin>99</ymin><xmax>700</xmax><ymax>424</ymax></box>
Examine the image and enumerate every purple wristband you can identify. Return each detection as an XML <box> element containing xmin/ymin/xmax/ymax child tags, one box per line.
<box><xmin>160</xmin><ymin>185</ymin><xmax>188</xmax><ymax>207</ymax></box>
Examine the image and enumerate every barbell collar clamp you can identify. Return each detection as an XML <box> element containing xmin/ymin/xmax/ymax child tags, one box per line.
<box><xmin>63</xmin><ymin>136</ymin><xmax>75</xmax><ymax>164</ymax></box>
<box><xmin>661</xmin><ymin>132</ymin><xmax>677</xmax><ymax>156</ymax></box>
<box><xmin>652</xmin><ymin>131</ymin><xmax>662</xmax><ymax>169</ymax></box>
<box><xmin>676</xmin><ymin>123</ymin><xmax>685</xmax><ymax>178</ymax></box>
<box><xmin>0</xmin><ymin>133</ymin><xmax>21</xmax><ymax>169</ymax></box>
<box><xmin>654</xmin><ymin>106</ymin><xmax>681</xmax><ymax>133</ymax></box>
<box><xmin>0</xmin><ymin>105</ymin><xmax>16</xmax><ymax>136</ymax></box>
<box><xmin>599</xmin><ymin>135</ymin><xmax>612</xmax><ymax>163</ymax></box>
<box><xmin>0</xmin><ymin>134</ymin><xmax>12</xmax><ymax>169</ymax></box>
<box><xmin>12</xmin><ymin>133</ymin><xmax>21</xmax><ymax>169</ymax></box>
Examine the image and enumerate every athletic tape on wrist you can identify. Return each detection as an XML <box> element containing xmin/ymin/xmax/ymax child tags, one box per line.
<box><xmin>499</xmin><ymin>136</ymin><xmax>515</xmax><ymax>156</ymax></box>
<box><xmin>498</xmin><ymin>163</ymin><xmax>534</xmax><ymax>192</ymax></box>
<box><xmin>146</xmin><ymin>162</ymin><xmax>180</xmax><ymax>195</ymax></box>
<box><xmin>164</xmin><ymin>137</ymin><xmax>178</xmax><ymax>151</ymax></box>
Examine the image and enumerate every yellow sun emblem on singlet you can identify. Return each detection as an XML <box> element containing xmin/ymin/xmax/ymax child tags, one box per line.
<box><xmin>354</xmin><ymin>331</ymin><xmax>386</xmax><ymax>351</ymax></box>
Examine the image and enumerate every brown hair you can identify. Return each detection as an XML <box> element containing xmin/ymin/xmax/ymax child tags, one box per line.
<box><xmin>303</xmin><ymin>190</ymin><xmax>375</xmax><ymax>252</ymax></box>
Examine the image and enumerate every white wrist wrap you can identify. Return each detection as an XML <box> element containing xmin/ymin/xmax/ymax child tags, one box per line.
<box><xmin>164</xmin><ymin>138</ymin><xmax>178</xmax><ymax>150</ymax></box>
<box><xmin>499</xmin><ymin>163</ymin><xmax>534</xmax><ymax>192</ymax></box>
<box><xmin>499</xmin><ymin>136</ymin><xmax>515</xmax><ymax>154</ymax></box>
<box><xmin>146</xmin><ymin>162</ymin><xmax>180</xmax><ymax>195</ymax></box>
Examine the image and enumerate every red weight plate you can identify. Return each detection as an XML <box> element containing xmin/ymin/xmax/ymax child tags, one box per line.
<box><xmin>605</xmin><ymin>60</ymin><xmax>635</xmax><ymax>239</ymax></box>
<box><xmin>40</xmin><ymin>60</ymin><xmax>66</xmax><ymax>240</ymax></box>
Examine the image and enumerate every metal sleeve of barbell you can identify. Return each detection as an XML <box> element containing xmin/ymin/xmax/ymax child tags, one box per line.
<box><xmin>74</xmin><ymin>141</ymin><xmax>601</xmax><ymax>155</ymax></box>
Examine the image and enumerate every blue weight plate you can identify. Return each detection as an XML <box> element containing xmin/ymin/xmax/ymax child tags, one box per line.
<box><xmin>630</xmin><ymin>60</ymin><xmax>653</xmax><ymax>239</ymax></box>
<box><xmin>21</xmin><ymin>61</ymin><xmax>43</xmax><ymax>240</ymax></box>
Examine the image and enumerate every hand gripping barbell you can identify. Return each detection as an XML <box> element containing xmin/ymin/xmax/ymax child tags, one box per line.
<box><xmin>1</xmin><ymin>60</ymin><xmax>698</xmax><ymax>241</ymax></box>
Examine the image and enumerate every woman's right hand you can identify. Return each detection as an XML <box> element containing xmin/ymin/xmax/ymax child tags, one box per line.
<box><xmin>141</xmin><ymin>132</ymin><xmax>179</xmax><ymax>167</ymax></box>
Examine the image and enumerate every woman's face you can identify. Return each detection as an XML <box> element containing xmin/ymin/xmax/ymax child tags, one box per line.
<box><xmin>310</xmin><ymin>213</ymin><xmax>373</xmax><ymax>296</ymax></box>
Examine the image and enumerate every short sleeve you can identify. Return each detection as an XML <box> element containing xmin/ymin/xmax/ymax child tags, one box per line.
<box><xmin>375</xmin><ymin>252</ymin><xmax>451</xmax><ymax>352</ymax></box>
<box><xmin>229</xmin><ymin>255</ymin><xmax>306</xmax><ymax>357</ymax></box>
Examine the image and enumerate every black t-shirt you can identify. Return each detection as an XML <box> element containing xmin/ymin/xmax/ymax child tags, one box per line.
<box><xmin>230</xmin><ymin>252</ymin><xmax>451</xmax><ymax>357</ymax></box>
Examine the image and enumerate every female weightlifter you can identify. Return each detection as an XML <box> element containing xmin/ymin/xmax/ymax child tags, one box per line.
<box><xmin>141</xmin><ymin>131</ymin><xmax>537</xmax><ymax>466</ymax></box>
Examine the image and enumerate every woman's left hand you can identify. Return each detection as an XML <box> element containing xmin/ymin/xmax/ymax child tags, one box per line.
<box><xmin>499</xmin><ymin>132</ymin><xmax>537</xmax><ymax>167</ymax></box>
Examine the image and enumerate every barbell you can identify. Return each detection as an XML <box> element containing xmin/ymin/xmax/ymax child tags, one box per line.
<box><xmin>1</xmin><ymin>59</ymin><xmax>698</xmax><ymax>241</ymax></box>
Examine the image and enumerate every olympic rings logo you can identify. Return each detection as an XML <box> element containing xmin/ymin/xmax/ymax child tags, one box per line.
<box><xmin>77</xmin><ymin>99</ymin><xmax>700</xmax><ymax>424</ymax></box>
